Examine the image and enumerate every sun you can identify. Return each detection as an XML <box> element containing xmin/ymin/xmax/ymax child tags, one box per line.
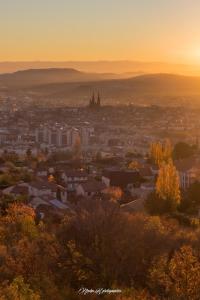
<box><xmin>186</xmin><ymin>48</ymin><xmax>200</xmax><ymax>64</ymax></box>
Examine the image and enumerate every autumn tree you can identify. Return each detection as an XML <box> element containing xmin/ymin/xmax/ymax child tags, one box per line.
<box><xmin>128</xmin><ymin>160</ymin><xmax>140</xmax><ymax>170</ymax></box>
<box><xmin>156</xmin><ymin>160</ymin><xmax>180</xmax><ymax>212</ymax></box>
<box><xmin>0</xmin><ymin>276</ymin><xmax>40</xmax><ymax>300</ymax></box>
<box><xmin>150</xmin><ymin>139</ymin><xmax>172</xmax><ymax>166</ymax></box>
<box><xmin>146</xmin><ymin>160</ymin><xmax>180</xmax><ymax>214</ymax></box>
<box><xmin>163</xmin><ymin>139</ymin><xmax>172</xmax><ymax>162</ymax></box>
<box><xmin>104</xmin><ymin>186</ymin><xmax>123</xmax><ymax>202</ymax></box>
<box><xmin>149</xmin><ymin>245</ymin><xmax>200</xmax><ymax>300</ymax></box>
<box><xmin>156</xmin><ymin>160</ymin><xmax>180</xmax><ymax>203</ymax></box>
<box><xmin>149</xmin><ymin>141</ymin><xmax>162</xmax><ymax>165</ymax></box>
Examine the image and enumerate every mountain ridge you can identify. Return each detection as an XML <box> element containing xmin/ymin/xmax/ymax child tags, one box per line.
<box><xmin>1</xmin><ymin>61</ymin><xmax>200</xmax><ymax>76</ymax></box>
<box><xmin>0</xmin><ymin>68</ymin><xmax>120</xmax><ymax>88</ymax></box>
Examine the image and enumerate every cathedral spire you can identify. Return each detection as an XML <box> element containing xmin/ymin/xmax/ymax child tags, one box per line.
<box><xmin>97</xmin><ymin>92</ymin><xmax>101</xmax><ymax>107</ymax></box>
<box><xmin>91</xmin><ymin>92</ymin><xmax>95</xmax><ymax>105</ymax></box>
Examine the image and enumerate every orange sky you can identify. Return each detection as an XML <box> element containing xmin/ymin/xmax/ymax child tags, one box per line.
<box><xmin>1</xmin><ymin>0</ymin><xmax>200</xmax><ymax>64</ymax></box>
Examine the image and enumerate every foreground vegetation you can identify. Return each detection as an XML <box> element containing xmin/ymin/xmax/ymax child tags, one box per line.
<box><xmin>0</xmin><ymin>198</ymin><xmax>200</xmax><ymax>299</ymax></box>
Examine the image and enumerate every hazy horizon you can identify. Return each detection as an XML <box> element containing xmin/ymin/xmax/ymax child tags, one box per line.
<box><xmin>1</xmin><ymin>60</ymin><xmax>200</xmax><ymax>76</ymax></box>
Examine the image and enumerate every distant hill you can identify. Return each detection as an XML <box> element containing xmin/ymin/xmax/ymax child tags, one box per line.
<box><xmin>22</xmin><ymin>73</ymin><xmax>200</xmax><ymax>99</ymax></box>
<box><xmin>1</xmin><ymin>61</ymin><xmax>200</xmax><ymax>76</ymax></box>
<box><xmin>3</xmin><ymin>72</ymin><xmax>200</xmax><ymax>106</ymax></box>
<box><xmin>0</xmin><ymin>68</ymin><xmax>119</xmax><ymax>88</ymax></box>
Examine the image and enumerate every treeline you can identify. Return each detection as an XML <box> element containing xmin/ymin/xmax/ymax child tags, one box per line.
<box><xmin>0</xmin><ymin>199</ymin><xmax>200</xmax><ymax>299</ymax></box>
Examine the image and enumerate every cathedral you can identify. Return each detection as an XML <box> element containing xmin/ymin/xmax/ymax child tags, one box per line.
<box><xmin>89</xmin><ymin>92</ymin><xmax>101</xmax><ymax>108</ymax></box>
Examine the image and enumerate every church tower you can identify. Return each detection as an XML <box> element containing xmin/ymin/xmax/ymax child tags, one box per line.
<box><xmin>97</xmin><ymin>92</ymin><xmax>101</xmax><ymax>107</ymax></box>
<box><xmin>89</xmin><ymin>92</ymin><xmax>101</xmax><ymax>108</ymax></box>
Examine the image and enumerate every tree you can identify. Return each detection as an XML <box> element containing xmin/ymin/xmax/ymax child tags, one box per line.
<box><xmin>156</xmin><ymin>160</ymin><xmax>181</xmax><ymax>213</ymax></box>
<box><xmin>173</xmin><ymin>142</ymin><xmax>197</xmax><ymax>160</ymax></box>
<box><xmin>163</xmin><ymin>139</ymin><xmax>172</xmax><ymax>162</ymax></box>
<box><xmin>150</xmin><ymin>141</ymin><xmax>163</xmax><ymax>165</ymax></box>
<box><xmin>145</xmin><ymin>192</ymin><xmax>166</xmax><ymax>215</ymax></box>
<box><xmin>0</xmin><ymin>194</ymin><xmax>15</xmax><ymax>215</ymax></box>
<box><xmin>180</xmin><ymin>181</ymin><xmax>200</xmax><ymax>214</ymax></box>
<box><xmin>48</xmin><ymin>174</ymin><xmax>55</xmax><ymax>183</ymax></box>
<box><xmin>104</xmin><ymin>186</ymin><xmax>123</xmax><ymax>202</ymax></box>
<box><xmin>146</xmin><ymin>160</ymin><xmax>181</xmax><ymax>214</ymax></box>
<box><xmin>128</xmin><ymin>160</ymin><xmax>140</xmax><ymax>170</ymax></box>
<box><xmin>0</xmin><ymin>276</ymin><xmax>40</xmax><ymax>300</ymax></box>
<box><xmin>150</xmin><ymin>139</ymin><xmax>172</xmax><ymax>166</ymax></box>
<box><xmin>149</xmin><ymin>245</ymin><xmax>200</xmax><ymax>300</ymax></box>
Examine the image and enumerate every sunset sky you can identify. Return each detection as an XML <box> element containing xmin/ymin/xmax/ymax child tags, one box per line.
<box><xmin>1</xmin><ymin>0</ymin><xmax>200</xmax><ymax>63</ymax></box>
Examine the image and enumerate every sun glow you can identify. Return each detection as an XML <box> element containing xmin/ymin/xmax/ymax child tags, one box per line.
<box><xmin>183</xmin><ymin>47</ymin><xmax>200</xmax><ymax>64</ymax></box>
<box><xmin>192</xmin><ymin>49</ymin><xmax>200</xmax><ymax>63</ymax></box>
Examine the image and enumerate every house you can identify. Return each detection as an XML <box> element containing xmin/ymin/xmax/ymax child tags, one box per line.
<box><xmin>3</xmin><ymin>179</ymin><xmax>67</xmax><ymax>203</ymax></box>
<box><xmin>175</xmin><ymin>158</ymin><xmax>200</xmax><ymax>189</ymax></box>
<box><xmin>33</xmin><ymin>198</ymin><xmax>72</xmax><ymax>222</ymax></box>
<box><xmin>29</xmin><ymin>180</ymin><xmax>67</xmax><ymax>203</ymax></box>
<box><xmin>28</xmin><ymin>180</ymin><xmax>57</xmax><ymax>198</ymax></box>
<box><xmin>29</xmin><ymin>186</ymin><xmax>72</xmax><ymax>222</ymax></box>
<box><xmin>76</xmin><ymin>180</ymin><xmax>106</xmax><ymax>198</ymax></box>
<box><xmin>3</xmin><ymin>183</ymin><xmax>29</xmax><ymax>198</ymax></box>
<box><xmin>150</xmin><ymin>164</ymin><xmax>159</xmax><ymax>175</ymax></box>
<box><xmin>29</xmin><ymin>197</ymin><xmax>50</xmax><ymax>209</ymax></box>
<box><xmin>102</xmin><ymin>168</ymin><xmax>141</xmax><ymax>190</ymax></box>
<box><xmin>61</xmin><ymin>170</ymin><xmax>88</xmax><ymax>191</ymax></box>
<box><xmin>57</xmin><ymin>185</ymin><xmax>68</xmax><ymax>203</ymax></box>
<box><xmin>139</xmin><ymin>166</ymin><xmax>154</xmax><ymax>180</ymax></box>
<box><xmin>49</xmin><ymin>199</ymin><xmax>70</xmax><ymax>210</ymax></box>
<box><xmin>120</xmin><ymin>198</ymin><xmax>145</xmax><ymax>213</ymax></box>
<box><xmin>36</xmin><ymin>166</ymin><xmax>55</xmax><ymax>178</ymax></box>
<box><xmin>36</xmin><ymin>166</ymin><xmax>48</xmax><ymax>178</ymax></box>
<box><xmin>130</xmin><ymin>181</ymin><xmax>155</xmax><ymax>199</ymax></box>
<box><xmin>140</xmin><ymin>182</ymin><xmax>155</xmax><ymax>191</ymax></box>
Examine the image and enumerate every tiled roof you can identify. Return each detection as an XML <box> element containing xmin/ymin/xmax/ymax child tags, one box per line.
<box><xmin>102</xmin><ymin>169</ymin><xmax>140</xmax><ymax>188</ymax></box>
<box><xmin>64</xmin><ymin>170</ymin><xmax>88</xmax><ymax>177</ymax></box>
<box><xmin>30</xmin><ymin>180</ymin><xmax>57</xmax><ymax>191</ymax></box>
<box><xmin>139</xmin><ymin>167</ymin><xmax>153</xmax><ymax>177</ymax></box>
<box><xmin>80</xmin><ymin>180</ymin><xmax>106</xmax><ymax>193</ymax></box>
<box><xmin>11</xmin><ymin>185</ymin><xmax>29</xmax><ymax>195</ymax></box>
<box><xmin>50</xmin><ymin>199</ymin><xmax>69</xmax><ymax>210</ymax></box>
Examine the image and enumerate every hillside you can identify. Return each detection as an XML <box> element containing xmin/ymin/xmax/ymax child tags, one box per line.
<box><xmin>22</xmin><ymin>73</ymin><xmax>200</xmax><ymax>101</ymax></box>
<box><xmin>2</xmin><ymin>72</ymin><xmax>200</xmax><ymax>106</ymax></box>
<box><xmin>0</xmin><ymin>68</ymin><xmax>118</xmax><ymax>88</ymax></box>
